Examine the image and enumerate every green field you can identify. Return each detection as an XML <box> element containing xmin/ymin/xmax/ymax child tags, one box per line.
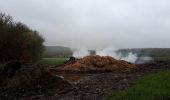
<box><xmin>39</xmin><ymin>58</ymin><xmax>66</xmax><ymax>66</ymax></box>
<box><xmin>106</xmin><ymin>71</ymin><xmax>170</xmax><ymax>100</ymax></box>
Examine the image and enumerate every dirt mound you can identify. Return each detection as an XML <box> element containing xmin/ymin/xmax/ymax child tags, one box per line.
<box><xmin>0</xmin><ymin>66</ymin><xmax>73</xmax><ymax>99</ymax></box>
<box><xmin>53</xmin><ymin>55</ymin><xmax>136</xmax><ymax>72</ymax></box>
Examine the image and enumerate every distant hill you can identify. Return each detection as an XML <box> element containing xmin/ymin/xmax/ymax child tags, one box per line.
<box><xmin>44</xmin><ymin>46</ymin><xmax>73</xmax><ymax>57</ymax></box>
<box><xmin>118</xmin><ymin>48</ymin><xmax>170</xmax><ymax>57</ymax></box>
<box><xmin>118</xmin><ymin>48</ymin><xmax>170</xmax><ymax>61</ymax></box>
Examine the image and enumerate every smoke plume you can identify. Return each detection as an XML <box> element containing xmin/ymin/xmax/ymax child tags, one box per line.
<box><xmin>95</xmin><ymin>47</ymin><xmax>138</xmax><ymax>63</ymax></box>
<box><xmin>120</xmin><ymin>52</ymin><xmax>138</xmax><ymax>63</ymax></box>
<box><xmin>96</xmin><ymin>47</ymin><xmax>120</xmax><ymax>59</ymax></box>
<box><xmin>72</xmin><ymin>47</ymin><xmax>90</xmax><ymax>58</ymax></box>
<box><xmin>72</xmin><ymin>46</ymin><xmax>152</xmax><ymax>64</ymax></box>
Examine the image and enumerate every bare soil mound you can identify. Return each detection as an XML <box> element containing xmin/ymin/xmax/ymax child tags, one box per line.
<box><xmin>0</xmin><ymin>66</ymin><xmax>73</xmax><ymax>100</ymax></box>
<box><xmin>52</xmin><ymin>55</ymin><xmax>136</xmax><ymax>72</ymax></box>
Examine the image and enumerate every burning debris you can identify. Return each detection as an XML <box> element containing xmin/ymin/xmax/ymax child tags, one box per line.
<box><xmin>53</xmin><ymin>55</ymin><xmax>136</xmax><ymax>72</ymax></box>
<box><xmin>64</xmin><ymin>56</ymin><xmax>78</xmax><ymax>64</ymax></box>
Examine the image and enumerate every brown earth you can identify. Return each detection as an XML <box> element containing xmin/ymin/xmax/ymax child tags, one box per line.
<box><xmin>51</xmin><ymin>55</ymin><xmax>136</xmax><ymax>72</ymax></box>
<box><xmin>1</xmin><ymin>60</ymin><xmax>170</xmax><ymax>100</ymax></box>
<box><xmin>0</xmin><ymin>65</ymin><xmax>74</xmax><ymax>100</ymax></box>
<box><xmin>52</xmin><ymin>61</ymin><xmax>170</xmax><ymax>100</ymax></box>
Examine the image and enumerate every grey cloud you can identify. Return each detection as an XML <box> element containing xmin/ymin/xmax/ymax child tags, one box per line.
<box><xmin>0</xmin><ymin>0</ymin><xmax>170</xmax><ymax>49</ymax></box>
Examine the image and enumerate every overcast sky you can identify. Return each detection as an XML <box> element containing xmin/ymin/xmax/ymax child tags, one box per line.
<box><xmin>0</xmin><ymin>0</ymin><xmax>170</xmax><ymax>49</ymax></box>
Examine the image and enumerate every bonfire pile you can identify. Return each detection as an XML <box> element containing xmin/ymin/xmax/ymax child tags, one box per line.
<box><xmin>53</xmin><ymin>55</ymin><xmax>136</xmax><ymax>72</ymax></box>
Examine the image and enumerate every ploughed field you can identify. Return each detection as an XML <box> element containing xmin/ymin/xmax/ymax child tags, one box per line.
<box><xmin>1</xmin><ymin>55</ymin><xmax>170</xmax><ymax>100</ymax></box>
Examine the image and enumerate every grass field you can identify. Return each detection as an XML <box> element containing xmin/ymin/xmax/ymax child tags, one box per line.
<box><xmin>39</xmin><ymin>58</ymin><xmax>66</xmax><ymax>66</ymax></box>
<box><xmin>106</xmin><ymin>71</ymin><xmax>170</xmax><ymax>100</ymax></box>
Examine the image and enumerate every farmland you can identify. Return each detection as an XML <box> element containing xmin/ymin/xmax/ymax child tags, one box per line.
<box><xmin>106</xmin><ymin>71</ymin><xmax>170</xmax><ymax>100</ymax></box>
<box><xmin>39</xmin><ymin>58</ymin><xmax>66</xmax><ymax>66</ymax></box>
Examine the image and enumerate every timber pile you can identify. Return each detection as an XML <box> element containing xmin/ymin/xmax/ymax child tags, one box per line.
<box><xmin>53</xmin><ymin>55</ymin><xmax>136</xmax><ymax>72</ymax></box>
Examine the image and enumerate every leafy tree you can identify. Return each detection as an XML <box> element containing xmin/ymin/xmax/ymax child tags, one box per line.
<box><xmin>0</xmin><ymin>12</ymin><xmax>44</xmax><ymax>64</ymax></box>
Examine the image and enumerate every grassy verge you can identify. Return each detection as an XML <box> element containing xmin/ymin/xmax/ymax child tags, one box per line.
<box><xmin>39</xmin><ymin>58</ymin><xmax>66</xmax><ymax>66</ymax></box>
<box><xmin>106</xmin><ymin>71</ymin><xmax>170</xmax><ymax>100</ymax></box>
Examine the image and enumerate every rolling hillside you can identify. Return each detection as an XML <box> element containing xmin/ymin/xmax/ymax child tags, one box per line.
<box><xmin>43</xmin><ymin>46</ymin><xmax>72</xmax><ymax>57</ymax></box>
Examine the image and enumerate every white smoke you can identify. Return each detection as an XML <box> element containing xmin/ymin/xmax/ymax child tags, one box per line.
<box><xmin>72</xmin><ymin>46</ymin><xmax>152</xmax><ymax>64</ymax></box>
<box><xmin>135</xmin><ymin>56</ymin><xmax>153</xmax><ymax>64</ymax></box>
<box><xmin>72</xmin><ymin>47</ymin><xmax>90</xmax><ymax>58</ymax></box>
<box><xmin>120</xmin><ymin>52</ymin><xmax>138</xmax><ymax>63</ymax></box>
<box><xmin>96</xmin><ymin>47</ymin><xmax>137</xmax><ymax>63</ymax></box>
<box><xmin>96</xmin><ymin>47</ymin><xmax>120</xmax><ymax>59</ymax></box>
